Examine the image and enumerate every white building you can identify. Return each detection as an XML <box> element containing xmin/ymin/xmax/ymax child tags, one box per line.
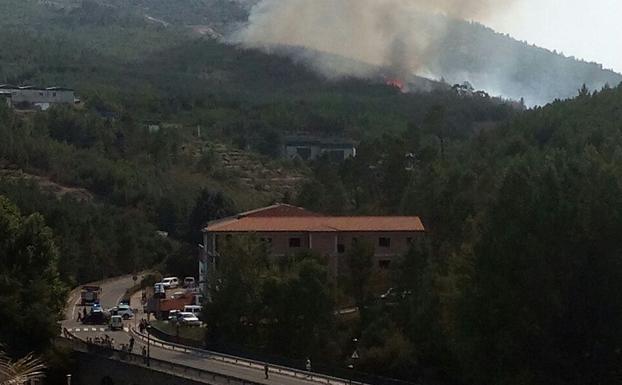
<box><xmin>284</xmin><ymin>136</ymin><xmax>357</xmax><ymax>161</ymax></box>
<box><xmin>0</xmin><ymin>85</ymin><xmax>76</xmax><ymax>110</ymax></box>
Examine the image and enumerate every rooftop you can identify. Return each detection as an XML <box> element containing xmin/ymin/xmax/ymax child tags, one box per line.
<box><xmin>284</xmin><ymin>135</ymin><xmax>357</xmax><ymax>148</ymax></box>
<box><xmin>0</xmin><ymin>85</ymin><xmax>74</xmax><ymax>91</ymax></box>
<box><xmin>205</xmin><ymin>215</ymin><xmax>425</xmax><ymax>233</ymax></box>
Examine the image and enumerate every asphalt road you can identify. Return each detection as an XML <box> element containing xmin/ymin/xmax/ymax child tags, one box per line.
<box><xmin>62</xmin><ymin>276</ymin><xmax>326</xmax><ymax>385</ymax></box>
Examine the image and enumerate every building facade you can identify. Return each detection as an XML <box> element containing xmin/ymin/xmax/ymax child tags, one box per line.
<box><xmin>0</xmin><ymin>85</ymin><xmax>76</xmax><ymax>110</ymax></box>
<box><xmin>284</xmin><ymin>136</ymin><xmax>357</xmax><ymax>161</ymax></box>
<box><xmin>200</xmin><ymin>204</ymin><xmax>425</xmax><ymax>290</ymax></box>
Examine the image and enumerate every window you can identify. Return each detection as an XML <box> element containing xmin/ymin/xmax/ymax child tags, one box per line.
<box><xmin>378</xmin><ymin>260</ymin><xmax>391</xmax><ymax>269</ymax></box>
<box><xmin>289</xmin><ymin>238</ymin><xmax>302</xmax><ymax>248</ymax></box>
<box><xmin>379</xmin><ymin>237</ymin><xmax>391</xmax><ymax>248</ymax></box>
<box><xmin>337</xmin><ymin>244</ymin><xmax>345</xmax><ymax>254</ymax></box>
<box><xmin>296</xmin><ymin>147</ymin><xmax>312</xmax><ymax>160</ymax></box>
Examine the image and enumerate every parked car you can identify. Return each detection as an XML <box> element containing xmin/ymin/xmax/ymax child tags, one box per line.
<box><xmin>109</xmin><ymin>315</ymin><xmax>123</xmax><ymax>331</ymax></box>
<box><xmin>82</xmin><ymin>309</ymin><xmax>109</xmax><ymax>325</ymax></box>
<box><xmin>154</xmin><ymin>282</ymin><xmax>166</xmax><ymax>299</ymax></box>
<box><xmin>168</xmin><ymin>310</ymin><xmax>181</xmax><ymax>321</ymax></box>
<box><xmin>183</xmin><ymin>305</ymin><xmax>202</xmax><ymax>316</ymax></box>
<box><xmin>161</xmin><ymin>277</ymin><xmax>180</xmax><ymax>289</ymax></box>
<box><xmin>379</xmin><ymin>288</ymin><xmax>412</xmax><ymax>303</ymax></box>
<box><xmin>177</xmin><ymin>312</ymin><xmax>201</xmax><ymax>326</ymax></box>
<box><xmin>183</xmin><ymin>277</ymin><xmax>196</xmax><ymax>288</ymax></box>
<box><xmin>109</xmin><ymin>304</ymin><xmax>134</xmax><ymax>320</ymax></box>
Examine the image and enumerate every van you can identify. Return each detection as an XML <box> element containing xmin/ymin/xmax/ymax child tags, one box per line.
<box><xmin>110</xmin><ymin>315</ymin><xmax>123</xmax><ymax>331</ymax></box>
<box><xmin>162</xmin><ymin>277</ymin><xmax>179</xmax><ymax>289</ymax></box>
<box><xmin>154</xmin><ymin>283</ymin><xmax>166</xmax><ymax>299</ymax></box>
<box><xmin>183</xmin><ymin>305</ymin><xmax>202</xmax><ymax>316</ymax></box>
<box><xmin>183</xmin><ymin>277</ymin><xmax>196</xmax><ymax>288</ymax></box>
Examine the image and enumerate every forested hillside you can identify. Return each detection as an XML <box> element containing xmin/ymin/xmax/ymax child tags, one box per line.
<box><xmin>0</xmin><ymin>0</ymin><xmax>517</xmax><ymax>284</ymax></box>
<box><xmin>3</xmin><ymin>1</ymin><xmax>622</xmax><ymax>384</ymax></box>
<box><xmin>281</xmin><ymin>83</ymin><xmax>622</xmax><ymax>385</ymax></box>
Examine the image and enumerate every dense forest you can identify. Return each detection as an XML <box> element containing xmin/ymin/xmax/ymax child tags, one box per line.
<box><xmin>203</xmin><ymin>84</ymin><xmax>622</xmax><ymax>385</ymax></box>
<box><xmin>2</xmin><ymin>1</ymin><xmax>622</xmax><ymax>384</ymax></box>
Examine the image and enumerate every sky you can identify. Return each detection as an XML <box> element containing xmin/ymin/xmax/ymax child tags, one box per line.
<box><xmin>483</xmin><ymin>0</ymin><xmax>622</xmax><ymax>73</ymax></box>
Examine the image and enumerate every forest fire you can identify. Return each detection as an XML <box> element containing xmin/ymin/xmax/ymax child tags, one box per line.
<box><xmin>385</xmin><ymin>78</ymin><xmax>407</xmax><ymax>93</ymax></box>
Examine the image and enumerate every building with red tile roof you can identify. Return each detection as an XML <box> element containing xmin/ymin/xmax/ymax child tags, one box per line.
<box><xmin>200</xmin><ymin>204</ymin><xmax>425</xmax><ymax>280</ymax></box>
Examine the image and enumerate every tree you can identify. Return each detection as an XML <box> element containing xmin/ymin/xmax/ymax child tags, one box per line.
<box><xmin>204</xmin><ymin>236</ymin><xmax>268</xmax><ymax>346</ymax></box>
<box><xmin>0</xmin><ymin>196</ymin><xmax>67</xmax><ymax>356</ymax></box>
<box><xmin>187</xmin><ymin>189</ymin><xmax>235</xmax><ymax>243</ymax></box>
<box><xmin>0</xmin><ymin>348</ymin><xmax>46</xmax><ymax>385</ymax></box>
<box><xmin>424</xmin><ymin>105</ymin><xmax>447</xmax><ymax>160</ymax></box>
<box><xmin>346</xmin><ymin>240</ymin><xmax>374</xmax><ymax>306</ymax></box>
<box><xmin>262</xmin><ymin>258</ymin><xmax>336</xmax><ymax>358</ymax></box>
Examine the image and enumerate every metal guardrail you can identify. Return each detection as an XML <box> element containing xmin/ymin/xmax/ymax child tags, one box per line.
<box><xmin>59</xmin><ymin>329</ymin><xmax>263</xmax><ymax>385</ymax></box>
<box><xmin>130</xmin><ymin>327</ymin><xmax>368</xmax><ymax>385</ymax></box>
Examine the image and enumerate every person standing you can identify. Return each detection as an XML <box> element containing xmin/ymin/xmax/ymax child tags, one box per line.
<box><xmin>264</xmin><ymin>364</ymin><xmax>269</xmax><ymax>379</ymax></box>
<box><xmin>129</xmin><ymin>336</ymin><xmax>135</xmax><ymax>353</ymax></box>
<box><xmin>305</xmin><ymin>358</ymin><xmax>312</xmax><ymax>377</ymax></box>
<box><xmin>142</xmin><ymin>346</ymin><xmax>147</xmax><ymax>364</ymax></box>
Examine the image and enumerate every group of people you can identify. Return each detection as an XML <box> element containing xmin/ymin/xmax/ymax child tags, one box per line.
<box><xmin>119</xmin><ymin>336</ymin><xmax>136</xmax><ymax>354</ymax></box>
<box><xmin>76</xmin><ymin>307</ymin><xmax>88</xmax><ymax>322</ymax></box>
<box><xmin>138</xmin><ymin>319</ymin><xmax>149</xmax><ymax>333</ymax></box>
<box><xmin>86</xmin><ymin>334</ymin><xmax>115</xmax><ymax>349</ymax></box>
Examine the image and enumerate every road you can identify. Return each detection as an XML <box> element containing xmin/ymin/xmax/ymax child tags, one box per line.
<box><xmin>62</xmin><ymin>276</ymin><xmax>327</xmax><ymax>385</ymax></box>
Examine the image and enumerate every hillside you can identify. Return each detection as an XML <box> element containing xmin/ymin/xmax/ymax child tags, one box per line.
<box><xmin>432</xmin><ymin>20</ymin><xmax>622</xmax><ymax>105</ymax></box>
<box><xmin>7</xmin><ymin>0</ymin><xmax>619</xmax><ymax>105</ymax></box>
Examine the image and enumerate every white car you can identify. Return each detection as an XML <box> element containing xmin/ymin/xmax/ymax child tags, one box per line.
<box><xmin>168</xmin><ymin>310</ymin><xmax>181</xmax><ymax>321</ymax></box>
<box><xmin>109</xmin><ymin>304</ymin><xmax>134</xmax><ymax>320</ymax></box>
<box><xmin>161</xmin><ymin>277</ymin><xmax>180</xmax><ymax>289</ymax></box>
<box><xmin>177</xmin><ymin>312</ymin><xmax>201</xmax><ymax>326</ymax></box>
<box><xmin>110</xmin><ymin>315</ymin><xmax>123</xmax><ymax>330</ymax></box>
<box><xmin>183</xmin><ymin>305</ymin><xmax>202</xmax><ymax>316</ymax></box>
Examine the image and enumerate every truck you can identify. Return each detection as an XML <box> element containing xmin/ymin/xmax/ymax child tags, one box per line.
<box><xmin>80</xmin><ymin>285</ymin><xmax>102</xmax><ymax>306</ymax></box>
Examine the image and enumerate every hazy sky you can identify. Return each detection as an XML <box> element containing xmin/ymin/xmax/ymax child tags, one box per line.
<box><xmin>484</xmin><ymin>0</ymin><xmax>622</xmax><ymax>73</ymax></box>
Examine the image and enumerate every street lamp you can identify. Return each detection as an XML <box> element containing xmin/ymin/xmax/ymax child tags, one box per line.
<box><xmin>146</xmin><ymin>326</ymin><xmax>151</xmax><ymax>367</ymax></box>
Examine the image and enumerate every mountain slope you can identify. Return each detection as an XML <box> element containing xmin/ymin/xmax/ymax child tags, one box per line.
<box><xmin>432</xmin><ymin>20</ymin><xmax>622</xmax><ymax>105</ymax></box>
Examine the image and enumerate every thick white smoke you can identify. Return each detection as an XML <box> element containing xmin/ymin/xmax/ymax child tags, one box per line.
<box><xmin>230</xmin><ymin>0</ymin><xmax>510</xmax><ymax>80</ymax></box>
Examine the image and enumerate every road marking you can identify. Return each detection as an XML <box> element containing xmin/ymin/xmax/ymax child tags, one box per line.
<box><xmin>92</xmin><ymin>328</ymin><xmax>97</xmax><ymax>332</ymax></box>
<box><xmin>123</xmin><ymin>327</ymin><xmax>129</xmax><ymax>332</ymax></box>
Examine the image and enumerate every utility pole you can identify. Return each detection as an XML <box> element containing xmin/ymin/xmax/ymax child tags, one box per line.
<box><xmin>147</xmin><ymin>326</ymin><xmax>151</xmax><ymax>367</ymax></box>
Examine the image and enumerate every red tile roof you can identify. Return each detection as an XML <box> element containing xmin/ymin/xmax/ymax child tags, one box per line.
<box><xmin>240</xmin><ymin>204</ymin><xmax>322</xmax><ymax>218</ymax></box>
<box><xmin>206</xmin><ymin>216</ymin><xmax>425</xmax><ymax>233</ymax></box>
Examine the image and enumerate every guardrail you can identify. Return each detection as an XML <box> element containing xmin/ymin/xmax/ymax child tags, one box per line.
<box><xmin>59</xmin><ymin>329</ymin><xmax>263</xmax><ymax>385</ymax></box>
<box><xmin>130</xmin><ymin>327</ymin><xmax>367</xmax><ymax>385</ymax></box>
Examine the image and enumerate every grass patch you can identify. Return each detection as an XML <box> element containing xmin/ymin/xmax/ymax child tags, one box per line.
<box><xmin>151</xmin><ymin>320</ymin><xmax>205</xmax><ymax>342</ymax></box>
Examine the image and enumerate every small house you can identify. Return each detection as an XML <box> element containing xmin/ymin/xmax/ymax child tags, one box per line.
<box><xmin>284</xmin><ymin>136</ymin><xmax>357</xmax><ymax>161</ymax></box>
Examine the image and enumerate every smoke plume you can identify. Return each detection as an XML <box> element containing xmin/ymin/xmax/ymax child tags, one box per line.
<box><xmin>230</xmin><ymin>0</ymin><xmax>510</xmax><ymax>79</ymax></box>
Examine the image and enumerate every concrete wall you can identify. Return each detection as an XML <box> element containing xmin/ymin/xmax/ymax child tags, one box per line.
<box><xmin>71</xmin><ymin>352</ymin><xmax>202</xmax><ymax>385</ymax></box>
<box><xmin>285</xmin><ymin>145</ymin><xmax>356</xmax><ymax>161</ymax></box>
<box><xmin>6</xmin><ymin>88</ymin><xmax>75</xmax><ymax>105</ymax></box>
<box><xmin>211</xmin><ymin>231</ymin><xmax>423</xmax><ymax>278</ymax></box>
